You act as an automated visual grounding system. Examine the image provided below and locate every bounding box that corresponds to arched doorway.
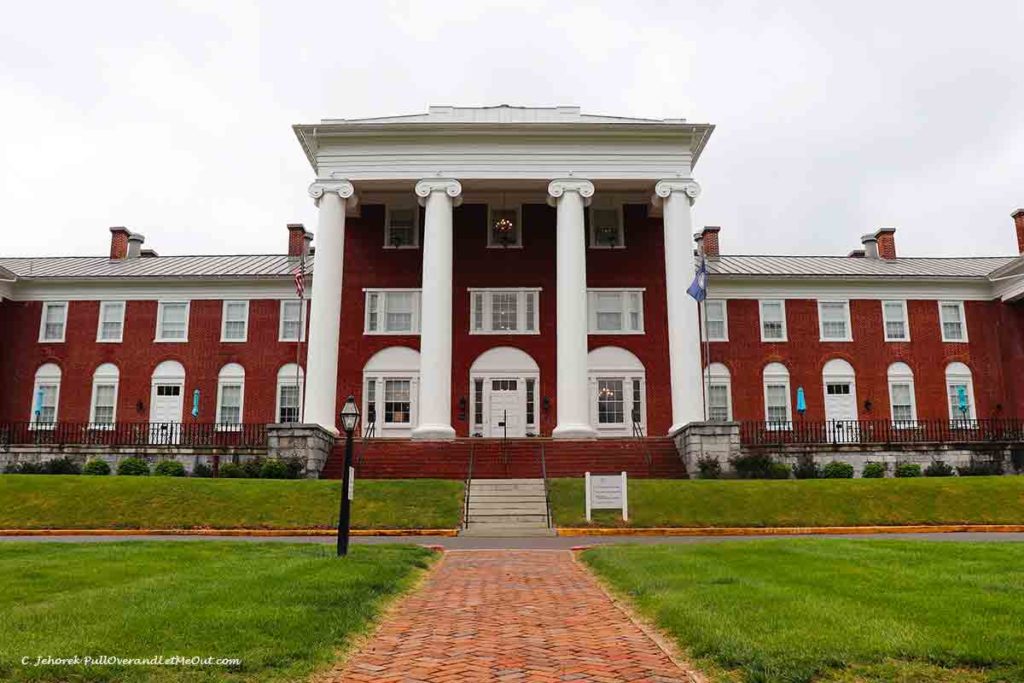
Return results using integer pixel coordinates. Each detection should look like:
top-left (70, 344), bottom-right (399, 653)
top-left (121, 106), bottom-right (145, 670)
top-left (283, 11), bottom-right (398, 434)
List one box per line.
top-left (362, 347), bottom-right (421, 438)
top-left (469, 347), bottom-right (540, 437)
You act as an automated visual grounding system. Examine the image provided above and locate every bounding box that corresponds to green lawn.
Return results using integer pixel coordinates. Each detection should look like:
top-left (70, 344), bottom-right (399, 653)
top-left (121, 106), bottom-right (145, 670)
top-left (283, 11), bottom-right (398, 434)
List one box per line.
top-left (550, 476), bottom-right (1024, 528)
top-left (582, 540), bottom-right (1024, 682)
top-left (0, 542), bottom-right (434, 682)
top-left (0, 476), bottom-right (463, 530)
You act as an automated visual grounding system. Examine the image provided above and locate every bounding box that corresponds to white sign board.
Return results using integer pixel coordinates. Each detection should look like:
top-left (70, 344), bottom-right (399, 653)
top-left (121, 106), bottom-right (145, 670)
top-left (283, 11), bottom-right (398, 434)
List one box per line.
top-left (585, 471), bottom-right (628, 522)
top-left (348, 466), bottom-right (355, 501)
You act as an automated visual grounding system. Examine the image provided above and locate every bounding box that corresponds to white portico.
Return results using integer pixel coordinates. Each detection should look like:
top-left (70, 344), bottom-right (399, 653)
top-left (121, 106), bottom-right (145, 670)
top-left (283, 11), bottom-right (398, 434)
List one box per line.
top-left (293, 105), bottom-right (712, 438)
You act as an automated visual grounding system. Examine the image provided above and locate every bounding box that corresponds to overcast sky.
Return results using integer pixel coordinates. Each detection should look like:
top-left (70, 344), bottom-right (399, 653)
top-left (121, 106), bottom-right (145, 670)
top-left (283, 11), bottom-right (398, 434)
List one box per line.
top-left (2, 0), bottom-right (1022, 258)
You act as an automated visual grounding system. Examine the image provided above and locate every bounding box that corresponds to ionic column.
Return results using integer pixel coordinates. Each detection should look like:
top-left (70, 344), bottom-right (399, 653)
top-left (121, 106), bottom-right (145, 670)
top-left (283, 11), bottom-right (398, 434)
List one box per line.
top-left (654, 178), bottom-right (705, 432)
top-left (304, 179), bottom-right (357, 432)
top-left (548, 178), bottom-right (597, 439)
top-left (411, 179), bottom-right (462, 440)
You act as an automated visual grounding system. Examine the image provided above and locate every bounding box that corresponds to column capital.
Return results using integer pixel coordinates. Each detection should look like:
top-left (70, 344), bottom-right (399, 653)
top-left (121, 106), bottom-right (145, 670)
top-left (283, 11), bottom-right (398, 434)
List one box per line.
top-left (308, 179), bottom-right (358, 209)
top-left (415, 178), bottom-right (463, 207)
top-left (547, 178), bottom-right (595, 207)
top-left (651, 178), bottom-right (701, 209)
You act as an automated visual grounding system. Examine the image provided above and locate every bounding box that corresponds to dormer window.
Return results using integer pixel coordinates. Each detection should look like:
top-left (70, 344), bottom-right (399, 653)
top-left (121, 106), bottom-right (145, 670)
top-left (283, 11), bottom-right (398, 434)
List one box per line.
top-left (589, 207), bottom-right (624, 248)
top-left (487, 207), bottom-right (521, 247)
top-left (385, 206), bottom-right (419, 249)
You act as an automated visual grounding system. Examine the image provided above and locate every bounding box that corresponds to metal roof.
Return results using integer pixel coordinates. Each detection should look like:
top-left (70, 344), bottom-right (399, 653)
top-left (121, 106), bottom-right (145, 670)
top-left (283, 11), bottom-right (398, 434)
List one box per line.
top-left (708, 255), bottom-right (1016, 279)
top-left (0, 254), bottom-right (308, 280)
top-left (321, 105), bottom-right (691, 125)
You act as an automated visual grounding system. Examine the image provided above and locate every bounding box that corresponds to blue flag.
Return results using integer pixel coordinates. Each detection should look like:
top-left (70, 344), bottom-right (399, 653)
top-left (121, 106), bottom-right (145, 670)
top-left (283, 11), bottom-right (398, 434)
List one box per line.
top-left (687, 257), bottom-right (708, 302)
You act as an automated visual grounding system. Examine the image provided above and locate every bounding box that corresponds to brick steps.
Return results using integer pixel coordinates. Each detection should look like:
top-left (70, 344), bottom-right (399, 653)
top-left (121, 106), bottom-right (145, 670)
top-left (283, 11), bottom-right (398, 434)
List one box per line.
top-left (321, 437), bottom-right (686, 479)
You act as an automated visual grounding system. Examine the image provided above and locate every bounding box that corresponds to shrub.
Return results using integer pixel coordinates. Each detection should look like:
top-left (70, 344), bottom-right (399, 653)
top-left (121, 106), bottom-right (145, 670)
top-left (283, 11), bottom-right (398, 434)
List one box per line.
top-left (218, 462), bottom-right (247, 478)
top-left (284, 457), bottom-right (305, 479)
top-left (729, 453), bottom-right (775, 479)
top-left (696, 456), bottom-right (721, 479)
top-left (894, 462), bottom-right (922, 478)
top-left (153, 460), bottom-right (186, 477)
top-left (957, 458), bottom-right (1005, 477)
top-left (42, 457), bottom-right (82, 475)
top-left (82, 459), bottom-right (111, 475)
top-left (1011, 448), bottom-right (1024, 474)
top-left (767, 462), bottom-right (791, 479)
top-left (821, 461), bottom-right (854, 479)
top-left (117, 457), bottom-right (150, 476)
top-left (191, 462), bottom-right (213, 478)
top-left (924, 460), bottom-right (955, 477)
top-left (792, 459), bottom-right (820, 480)
top-left (4, 461), bottom-right (44, 474)
top-left (861, 462), bottom-right (886, 479)
top-left (259, 458), bottom-right (291, 479)
top-left (242, 458), bottom-right (264, 478)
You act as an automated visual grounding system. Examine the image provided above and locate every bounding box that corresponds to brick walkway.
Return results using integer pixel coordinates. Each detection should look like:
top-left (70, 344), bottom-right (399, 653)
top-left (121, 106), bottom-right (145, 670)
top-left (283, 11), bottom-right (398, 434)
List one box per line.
top-left (332, 550), bottom-right (695, 682)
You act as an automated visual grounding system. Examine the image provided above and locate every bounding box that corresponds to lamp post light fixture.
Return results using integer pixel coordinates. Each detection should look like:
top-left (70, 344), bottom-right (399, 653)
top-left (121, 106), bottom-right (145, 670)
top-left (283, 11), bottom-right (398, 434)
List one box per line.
top-left (336, 395), bottom-right (360, 557)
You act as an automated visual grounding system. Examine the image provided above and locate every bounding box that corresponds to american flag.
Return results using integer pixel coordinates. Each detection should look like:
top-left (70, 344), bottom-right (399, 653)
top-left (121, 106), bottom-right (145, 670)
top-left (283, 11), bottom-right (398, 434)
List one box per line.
top-left (293, 264), bottom-right (305, 298)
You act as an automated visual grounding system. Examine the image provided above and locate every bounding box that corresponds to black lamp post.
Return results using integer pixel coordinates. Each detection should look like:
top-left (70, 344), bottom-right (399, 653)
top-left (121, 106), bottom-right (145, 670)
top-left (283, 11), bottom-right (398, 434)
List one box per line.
top-left (336, 395), bottom-right (360, 557)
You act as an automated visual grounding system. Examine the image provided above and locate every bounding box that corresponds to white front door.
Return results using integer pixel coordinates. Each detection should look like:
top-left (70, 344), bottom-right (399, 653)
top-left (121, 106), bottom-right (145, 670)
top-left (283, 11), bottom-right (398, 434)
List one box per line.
top-left (150, 383), bottom-right (184, 444)
top-left (488, 379), bottom-right (525, 437)
top-left (824, 381), bottom-right (857, 442)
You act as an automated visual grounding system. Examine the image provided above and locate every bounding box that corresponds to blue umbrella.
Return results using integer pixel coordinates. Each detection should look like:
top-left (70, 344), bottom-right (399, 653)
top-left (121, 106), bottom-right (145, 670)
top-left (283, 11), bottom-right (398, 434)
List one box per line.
top-left (796, 387), bottom-right (807, 415)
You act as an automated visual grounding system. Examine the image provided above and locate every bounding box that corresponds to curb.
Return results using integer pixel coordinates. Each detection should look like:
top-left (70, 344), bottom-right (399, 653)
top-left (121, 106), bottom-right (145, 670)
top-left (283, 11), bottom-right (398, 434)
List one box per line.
top-left (556, 524), bottom-right (1024, 536)
top-left (0, 528), bottom-right (460, 537)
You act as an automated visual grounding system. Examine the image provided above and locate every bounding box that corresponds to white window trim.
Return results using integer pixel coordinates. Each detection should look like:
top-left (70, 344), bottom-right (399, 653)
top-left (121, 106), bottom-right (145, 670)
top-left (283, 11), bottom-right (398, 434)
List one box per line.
top-left (486, 205), bottom-right (523, 248)
top-left (96, 301), bottom-right (126, 343)
top-left (588, 205), bottom-right (625, 249)
top-left (29, 370), bottom-right (61, 429)
top-left (589, 374), bottom-right (647, 436)
top-left (278, 299), bottom-right (308, 342)
top-left (759, 299), bottom-right (788, 342)
top-left (587, 288), bottom-right (645, 335)
top-left (945, 367), bottom-right (977, 421)
top-left (38, 301), bottom-right (68, 343)
top-left (817, 300), bottom-right (853, 342)
top-left (275, 370), bottom-right (304, 424)
top-left (939, 301), bottom-right (969, 343)
top-left (468, 287), bottom-right (542, 335)
top-left (384, 204), bottom-right (420, 249)
top-left (703, 299), bottom-right (728, 342)
top-left (89, 375), bottom-right (120, 428)
top-left (762, 370), bottom-right (793, 428)
top-left (887, 378), bottom-right (917, 426)
top-left (882, 300), bottom-right (910, 342)
top-left (220, 300), bottom-right (250, 342)
top-left (155, 301), bottom-right (190, 342)
top-left (704, 365), bottom-right (733, 421)
top-left (363, 288), bottom-right (422, 335)
top-left (363, 374), bottom-right (420, 431)
top-left (215, 377), bottom-right (245, 431)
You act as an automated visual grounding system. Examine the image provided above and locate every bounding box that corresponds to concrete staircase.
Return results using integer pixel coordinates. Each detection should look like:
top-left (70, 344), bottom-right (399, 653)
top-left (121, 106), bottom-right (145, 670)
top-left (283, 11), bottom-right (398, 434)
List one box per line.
top-left (461, 478), bottom-right (554, 537)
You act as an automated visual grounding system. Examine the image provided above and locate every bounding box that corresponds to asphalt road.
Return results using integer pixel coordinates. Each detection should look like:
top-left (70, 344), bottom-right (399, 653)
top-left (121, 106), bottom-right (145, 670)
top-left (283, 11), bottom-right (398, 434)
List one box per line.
top-left (2, 532), bottom-right (1023, 549)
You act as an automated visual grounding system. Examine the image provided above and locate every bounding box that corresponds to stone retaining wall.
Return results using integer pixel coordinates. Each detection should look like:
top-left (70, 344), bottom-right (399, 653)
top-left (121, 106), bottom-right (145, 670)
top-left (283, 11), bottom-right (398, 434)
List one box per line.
top-left (1, 444), bottom-right (265, 474)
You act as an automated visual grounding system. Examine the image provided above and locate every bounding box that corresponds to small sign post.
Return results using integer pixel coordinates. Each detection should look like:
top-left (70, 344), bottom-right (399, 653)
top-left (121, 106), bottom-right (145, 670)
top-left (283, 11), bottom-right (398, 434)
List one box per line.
top-left (585, 471), bottom-right (628, 522)
top-left (348, 466), bottom-right (355, 501)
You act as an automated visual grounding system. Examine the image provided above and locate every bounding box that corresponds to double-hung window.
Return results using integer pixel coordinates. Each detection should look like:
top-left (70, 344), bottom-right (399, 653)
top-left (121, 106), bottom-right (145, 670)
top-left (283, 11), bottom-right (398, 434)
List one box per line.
top-left (39, 302), bottom-right (68, 342)
top-left (383, 379), bottom-right (412, 425)
top-left (30, 364), bottom-right (62, 428)
top-left (818, 301), bottom-right (852, 341)
top-left (221, 301), bottom-right (249, 342)
top-left (939, 301), bottom-right (967, 342)
top-left (587, 289), bottom-right (644, 334)
top-left (279, 300), bottom-right (306, 341)
top-left (156, 302), bottom-right (189, 341)
top-left (216, 364), bottom-right (245, 429)
top-left (588, 206), bottom-right (624, 248)
top-left (882, 300), bottom-right (909, 341)
top-left (365, 290), bottom-right (421, 334)
top-left (97, 301), bottom-right (125, 342)
top-left (705, 363), bottom-right (732, 421)
top-left (597, 379), bottom-right (625, 424)
top-left (890, 383), bottom-right (915, 423)
top-left (385, 206), bottom-right (419, 248)
top-left (759, 300), bottom-right (786, 341)
top-left (703, 300), bottom-right (728, 341)
top-left (470, 289), bottom-right (540, 334)
top-left (90, 364), bottom-right (120, 427)
top-left (763, 363), bottom-right (792, 428)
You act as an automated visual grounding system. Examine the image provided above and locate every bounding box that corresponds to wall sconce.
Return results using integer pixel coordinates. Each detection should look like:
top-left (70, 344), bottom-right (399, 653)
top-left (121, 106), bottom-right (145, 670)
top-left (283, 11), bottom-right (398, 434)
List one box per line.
top-left (863, 399), bottom-right (873, 413)
top-left (135, 400), bottom-right (145, 414)
top-left (542, 396), bottom-right (551, 413)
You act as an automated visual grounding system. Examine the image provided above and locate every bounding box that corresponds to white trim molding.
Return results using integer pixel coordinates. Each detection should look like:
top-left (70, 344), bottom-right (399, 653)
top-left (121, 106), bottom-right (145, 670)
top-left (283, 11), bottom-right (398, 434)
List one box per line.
top-left (155, 301), bottom-right (190, 342)
top-left (817, 300), bottom-right (853, 342)
top-left (938, 300), bottom-right (969, 343)
top-left (38, 301), bottom-right (68, 343)
top-left (96, 301), bottom-right (126, 343)
top-left (220, 300), bottom-right (250, 342)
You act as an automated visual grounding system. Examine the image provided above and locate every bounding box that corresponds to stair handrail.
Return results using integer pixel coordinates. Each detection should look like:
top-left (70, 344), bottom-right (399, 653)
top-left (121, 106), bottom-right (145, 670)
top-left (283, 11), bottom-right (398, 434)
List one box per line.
top-left (463, 441), bottom-right (475, 529)
top-left (540, 442), bottom-right (553, 529)
top-left (632, 416), bottom-right (654, 474)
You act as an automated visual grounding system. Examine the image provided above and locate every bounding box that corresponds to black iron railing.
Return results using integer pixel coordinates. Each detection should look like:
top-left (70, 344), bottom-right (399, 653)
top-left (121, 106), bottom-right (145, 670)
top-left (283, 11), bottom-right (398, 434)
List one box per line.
top-left (739, 419), bottom-right (1024, 447)
top-left (0, 422), bottom-right (268, 450)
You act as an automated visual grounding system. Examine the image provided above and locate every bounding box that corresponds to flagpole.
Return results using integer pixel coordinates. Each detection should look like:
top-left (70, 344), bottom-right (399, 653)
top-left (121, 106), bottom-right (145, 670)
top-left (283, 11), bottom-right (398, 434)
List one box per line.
top-left (698, 298), bottom-right (708, 421)
top-left (295, 255), bottom-right (305, 423)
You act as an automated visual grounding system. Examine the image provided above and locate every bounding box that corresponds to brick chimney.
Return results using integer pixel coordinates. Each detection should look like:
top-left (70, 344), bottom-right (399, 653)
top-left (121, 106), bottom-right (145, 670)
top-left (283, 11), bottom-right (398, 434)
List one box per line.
top-left (109, 227), bottom-right (130, 259)
top-left (1013, 209), bottom-right (1024, 254)
top-left (287, 223), bottom-right (309, 257)
top-left (875, 227), bottom-right (897, 260)
top-left (700, 226), bottom-right (721, 259)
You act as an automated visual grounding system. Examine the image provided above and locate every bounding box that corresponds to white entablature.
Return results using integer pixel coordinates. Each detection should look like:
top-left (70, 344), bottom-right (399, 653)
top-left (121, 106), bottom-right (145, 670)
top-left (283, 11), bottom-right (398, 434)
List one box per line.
top-left (293, 105), bottom-right (713, 183)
